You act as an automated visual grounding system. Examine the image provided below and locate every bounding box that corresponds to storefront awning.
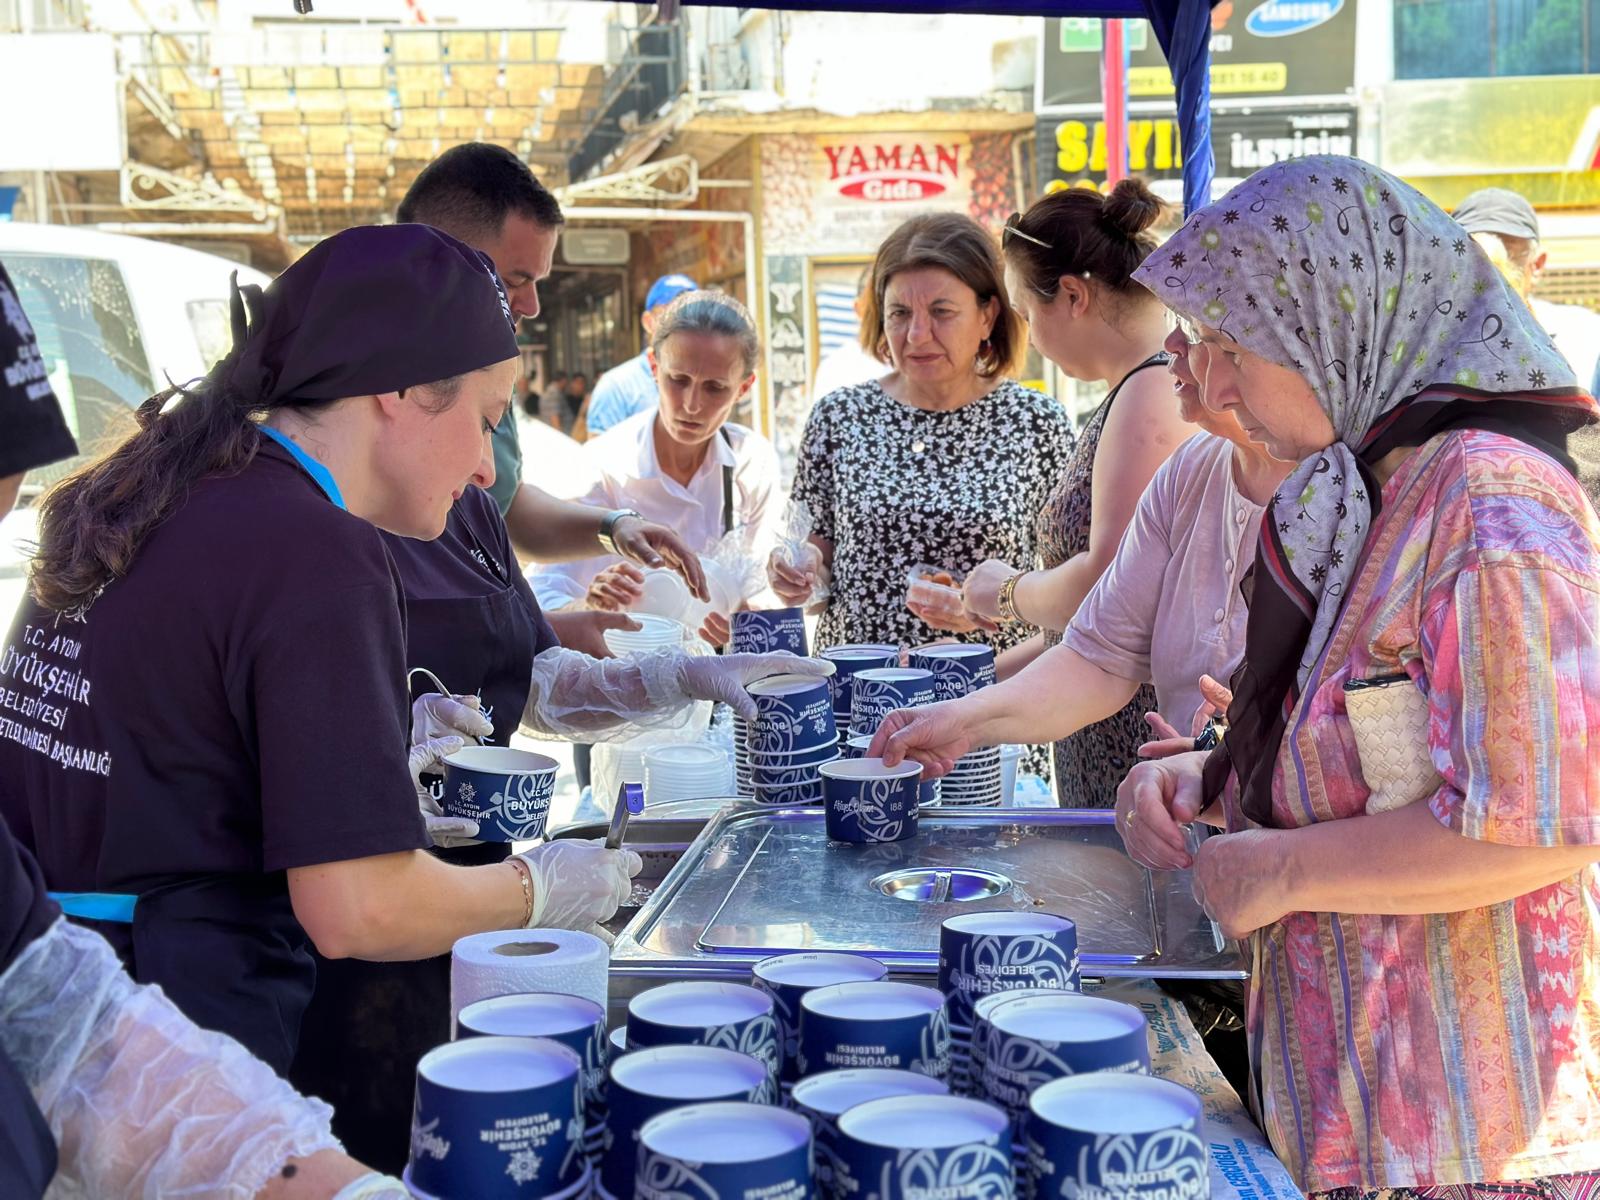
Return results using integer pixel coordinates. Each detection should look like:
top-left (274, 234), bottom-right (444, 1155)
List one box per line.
top-left (630, 0), bottom-right (1218, 213)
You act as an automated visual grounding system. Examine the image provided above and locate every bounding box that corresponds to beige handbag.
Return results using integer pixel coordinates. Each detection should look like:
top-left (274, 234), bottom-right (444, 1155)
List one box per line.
top-left (1343, 672), bottom-right (1442, 813)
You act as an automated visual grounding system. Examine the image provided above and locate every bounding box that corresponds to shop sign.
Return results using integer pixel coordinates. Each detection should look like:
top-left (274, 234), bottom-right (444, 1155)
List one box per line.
top-left (560, 228), bottom-right (630, 266)
top-left (1037, 106), bottom-right (1355, 194)
top-left (817, 136), bottom-right (971, 207)
top-left (763, 132), bottom-right (973, 256)
top-left (764, 254), bottom-right (811, 477)
top-left (1039, 0), bottom-right (1357, 109)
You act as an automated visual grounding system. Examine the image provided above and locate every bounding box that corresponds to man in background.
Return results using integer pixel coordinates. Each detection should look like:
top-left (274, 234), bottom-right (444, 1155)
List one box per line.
top-left (1453, 187), bottom-right (1600, 394)
top-left (584, 273), bottom-right (698, 437)
top-left (539, 368), bottom-right (568, 427)
top-left (397, 145), bottom-right (707, 646)
top-left (1453, 186), bottom-right (1600, 509)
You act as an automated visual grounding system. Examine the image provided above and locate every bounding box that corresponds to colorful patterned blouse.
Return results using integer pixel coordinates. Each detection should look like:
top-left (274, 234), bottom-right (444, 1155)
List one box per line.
top-left (1243, 429), bottom-right (1600, 1193)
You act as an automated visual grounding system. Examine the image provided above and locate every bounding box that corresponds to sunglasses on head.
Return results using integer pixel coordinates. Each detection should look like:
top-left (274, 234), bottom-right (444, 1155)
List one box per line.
top-left (1001, 212), bottom-right (1051, 250)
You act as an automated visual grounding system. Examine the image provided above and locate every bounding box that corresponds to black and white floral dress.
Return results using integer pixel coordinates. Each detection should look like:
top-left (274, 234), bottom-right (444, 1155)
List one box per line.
top-left (790, 378), bottom-right (1076, 658)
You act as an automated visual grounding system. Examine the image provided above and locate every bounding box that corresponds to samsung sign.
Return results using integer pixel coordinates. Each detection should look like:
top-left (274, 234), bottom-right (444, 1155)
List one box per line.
top-left (1246, 0), bottom-right (1346, 37)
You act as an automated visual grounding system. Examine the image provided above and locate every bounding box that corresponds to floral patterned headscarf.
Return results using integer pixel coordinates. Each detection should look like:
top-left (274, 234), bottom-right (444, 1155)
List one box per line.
top-left (1131, 155), bottom-right (1596, 824)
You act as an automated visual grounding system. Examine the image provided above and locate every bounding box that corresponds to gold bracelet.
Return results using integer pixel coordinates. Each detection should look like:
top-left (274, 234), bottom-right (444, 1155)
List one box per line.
top-left (508, 857), bottom-right (535, 927)
top-left (997, 571), bottom-right (1028, 625)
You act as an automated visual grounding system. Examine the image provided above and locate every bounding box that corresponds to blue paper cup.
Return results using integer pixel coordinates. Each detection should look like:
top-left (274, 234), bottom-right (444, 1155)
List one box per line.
top-left (732, 608), bottom-right (809, 656)
top-left (753, 953), bottom-right (890, 1085)
top-left (638, 1102), bottom-right (813, 1200)
top-left (792, 1069), bottom-right (949, 1200)
top-left (408, 1035), bottom-right (583, 1199)
top-left (821, 644), bottom-right (901, 716)
top-left (849, 668), bottom-right (937, 738)
top-left (603, 1045), bottom-right (772, 1200)
top-left (754, 779), bottom-right (825, 807)
top-left (938, 913), bottom-right (1081, 1029)
top-left (748, 674), bottom-right (838, 755)
top-left (405, 1163), bottom-right (591, 1200)
top-left (978, 993), bottom-right (1150, 1148)
top-left (1026, 1075), bottom-right (1207, 1200)
top-left (627, 981), bottom-right (781, 1087)
top-left (820, 758), bottom-right (922, 844)
top-left (440, 746), bottom-right (558, 842)
top-left (455, 993), bottom-right (607, 1144)
top-left (835, 1095), bottom-right (1014, 1200)
top-left (843, 734), bottom-right (875, 759)
top-left (748, 740), bottom-right (842, 768)
top-left (752, 761), bottom-right (833, 790)
top-left (964, 990), bottom-right (1036, 1100)
top-left (798, 981), bottom-right (951, 1080)
top-left (909, 643), bottom-right (999, 702)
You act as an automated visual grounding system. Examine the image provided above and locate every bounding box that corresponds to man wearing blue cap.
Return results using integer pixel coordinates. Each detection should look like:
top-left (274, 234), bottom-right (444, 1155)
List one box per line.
top-left (585, 272), bottom-right (699, 437)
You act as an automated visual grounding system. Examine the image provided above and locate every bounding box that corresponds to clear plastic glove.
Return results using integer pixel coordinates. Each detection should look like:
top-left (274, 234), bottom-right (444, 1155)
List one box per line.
top-left (411, 692), bottom-right (493, 745)
top-left (410, 735), bottom-right (480, 848)
top-left (677, 652), bottom-right (834, 721)
top-left (1, 918), bottom-right (343, 1199)
top-left (515, 839), bottom-right (643, 930)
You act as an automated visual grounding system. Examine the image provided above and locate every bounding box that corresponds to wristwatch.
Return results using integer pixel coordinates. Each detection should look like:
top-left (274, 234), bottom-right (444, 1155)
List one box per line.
top-left (598, 508), bottom-right (643, 556)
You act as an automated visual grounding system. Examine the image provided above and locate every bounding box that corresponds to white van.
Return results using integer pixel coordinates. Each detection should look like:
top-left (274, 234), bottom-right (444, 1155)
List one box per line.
top-left (0, 224), bottom-right (272, 493)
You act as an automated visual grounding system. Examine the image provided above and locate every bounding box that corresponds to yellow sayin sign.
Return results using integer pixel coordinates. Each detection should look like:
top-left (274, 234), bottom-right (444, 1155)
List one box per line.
top-left (1052, 118), bottom-right (1184, 176)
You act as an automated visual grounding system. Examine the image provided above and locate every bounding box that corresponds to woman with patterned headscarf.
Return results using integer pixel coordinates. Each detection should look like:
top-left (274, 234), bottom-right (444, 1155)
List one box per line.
top-left (1116, 157), bottom-right (1600, 1196)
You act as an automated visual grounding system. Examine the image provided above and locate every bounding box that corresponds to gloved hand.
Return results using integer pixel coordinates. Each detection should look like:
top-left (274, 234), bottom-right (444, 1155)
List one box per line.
top-left (331, 1173), bottom-right (412, 1199)
top-left (515, 839), bottom-right (643, 930)
top-left (412, 692), bottom-right (493, 746)
top-left (676, 652), bottom-right (835, 721)
top-left (410, 735), bottom-right (480, 848)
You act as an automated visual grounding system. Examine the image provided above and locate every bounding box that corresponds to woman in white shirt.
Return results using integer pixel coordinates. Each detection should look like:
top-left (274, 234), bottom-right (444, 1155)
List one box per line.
top-left (530, 292), bottom-right (781, 644)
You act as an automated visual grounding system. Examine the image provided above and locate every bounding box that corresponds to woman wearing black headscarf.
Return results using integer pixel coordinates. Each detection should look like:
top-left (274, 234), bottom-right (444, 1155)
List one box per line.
top-left (0, 224), bottom-right (816, 1079)
top-left (1117, 158), bottom-right (1600, 1197)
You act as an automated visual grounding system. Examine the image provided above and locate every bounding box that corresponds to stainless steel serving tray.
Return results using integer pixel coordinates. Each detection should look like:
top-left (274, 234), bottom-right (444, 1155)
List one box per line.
top-left (608, 802), bottom-right (1246, 984)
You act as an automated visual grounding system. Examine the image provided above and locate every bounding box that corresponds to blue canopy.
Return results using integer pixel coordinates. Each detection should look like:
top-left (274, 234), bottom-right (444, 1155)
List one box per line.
top-left (657, 0), bottom-right (1215, 213)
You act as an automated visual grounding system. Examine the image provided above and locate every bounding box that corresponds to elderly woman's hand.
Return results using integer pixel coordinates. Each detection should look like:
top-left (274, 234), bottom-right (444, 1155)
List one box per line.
top-left (867, 701), bottom-right (972, 777)
top-left (1191, 828), bottom-right (1291, 940)
top-left (961, 559), bottom-right (1018, 623)
top-left (1114, 751), bottom-right (1209, 870)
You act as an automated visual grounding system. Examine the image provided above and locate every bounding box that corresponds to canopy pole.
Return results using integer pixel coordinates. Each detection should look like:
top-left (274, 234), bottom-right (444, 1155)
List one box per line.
top-left (1102, 18), bottom-right (1128, 188)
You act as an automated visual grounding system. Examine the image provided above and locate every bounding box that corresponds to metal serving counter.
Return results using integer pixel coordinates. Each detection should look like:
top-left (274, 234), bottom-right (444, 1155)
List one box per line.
top-left (560, 800), bottom-right (1246, 1006)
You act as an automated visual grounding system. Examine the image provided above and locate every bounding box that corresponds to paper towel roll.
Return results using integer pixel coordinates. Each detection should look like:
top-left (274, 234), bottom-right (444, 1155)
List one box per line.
top-left (450, 928), bottom-right (610, 1026)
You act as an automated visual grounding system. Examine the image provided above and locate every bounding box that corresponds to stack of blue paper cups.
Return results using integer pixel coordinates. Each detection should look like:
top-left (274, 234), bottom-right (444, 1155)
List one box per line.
top-left (454, 993), bottom-right (608, 1169)
top-left (938, 913), bottom-right (1080, 1096)
top-left (731, 607), bottom-right (809, 656)
top-left (848, 667), bottom-right (936, 742)
top-left (792, 1068), bottom-right (949, 1200)
top-left (819, 643), bottom-right (900, 728)
top-left (908, 644), bottom-right (1003, 805)
top-left (1027, 1074), bottom-right (1209, 1200)
top-left (735, 673), bottom-right (840, 803)
top-left (405, 1035), bottom-right (589, 1200)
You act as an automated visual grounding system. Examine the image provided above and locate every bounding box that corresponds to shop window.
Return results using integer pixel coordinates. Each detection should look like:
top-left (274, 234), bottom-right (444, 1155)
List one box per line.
top-left (1396, 0), bottom-right (1600, 78)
